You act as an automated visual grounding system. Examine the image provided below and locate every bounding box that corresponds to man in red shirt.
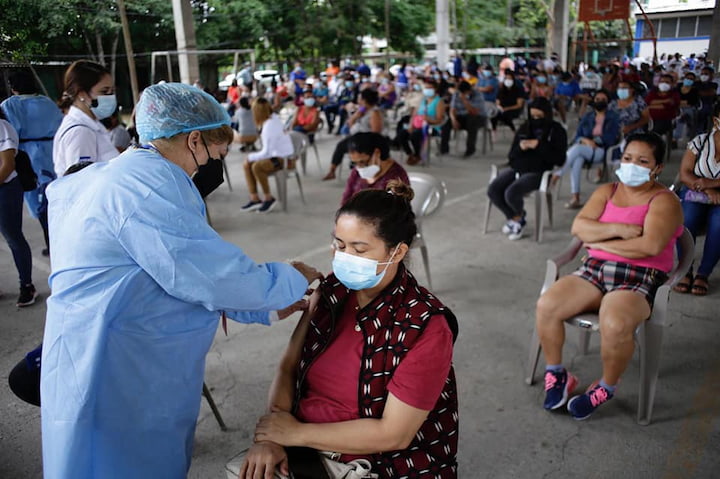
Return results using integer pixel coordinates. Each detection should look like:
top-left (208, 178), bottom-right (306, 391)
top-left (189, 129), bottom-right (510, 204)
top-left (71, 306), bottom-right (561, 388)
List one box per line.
top-left (645, 73), bottom-right (680, 136)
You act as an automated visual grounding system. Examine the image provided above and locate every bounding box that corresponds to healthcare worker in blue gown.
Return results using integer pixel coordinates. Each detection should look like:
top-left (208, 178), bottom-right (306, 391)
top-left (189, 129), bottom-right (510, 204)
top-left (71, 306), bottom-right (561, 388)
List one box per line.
top-left (1, 70), bottom-right (63, 255)
top-left (40, 82), bottom-right (322, 479)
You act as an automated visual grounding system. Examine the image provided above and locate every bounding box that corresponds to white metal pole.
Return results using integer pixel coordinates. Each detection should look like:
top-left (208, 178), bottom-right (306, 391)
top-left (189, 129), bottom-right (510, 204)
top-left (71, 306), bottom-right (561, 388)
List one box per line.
top-left (436, 0), bottom-right (450, 68)
top-left (171, 0), bottom-right (200, 84)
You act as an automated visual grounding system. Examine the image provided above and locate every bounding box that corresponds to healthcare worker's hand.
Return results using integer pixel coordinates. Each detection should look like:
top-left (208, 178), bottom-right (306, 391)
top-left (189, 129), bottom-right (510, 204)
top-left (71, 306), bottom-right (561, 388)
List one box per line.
top-left (289, 261), bottom-right (323, 284)
top-left (277, 299), bottom-right (310, 320)
top-left (254, 407), bottom-right (301, 446)
top-left (239, 441), bottom-right (288, 479)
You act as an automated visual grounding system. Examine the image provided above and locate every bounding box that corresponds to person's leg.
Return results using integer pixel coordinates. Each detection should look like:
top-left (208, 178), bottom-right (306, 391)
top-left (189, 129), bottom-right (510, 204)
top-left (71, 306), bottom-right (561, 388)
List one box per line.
top-left (504, 172), bottom-right (543, 218)
top-left (337, 108), bottom-right (348, 134)
top-left (487, 168), bottom-right (518, 219)
top-left (0, 179), bottom-right (33, 287)
top-left (440, 117), bottom-right (452, 153)
top-left (464, 115), bottom-right (480, 154)
top-left (409, 129), bottom-right (424, 156)
top-left (251, 159), bottom-right (279, 200)
top-left (557, 96), bottom-right (568, 123)
top-left (597, 290), bottom-right (651, 385)
top-left (323, 137), bottom-right (350, 180)
top-left (696, 204), bottom-right (720, 279)
top-left (243, 160), bottom-right (261, 201)
top-left (651, 118), bottom-right (672, 135)
top-left (536, 275), bottom-right (604, 366)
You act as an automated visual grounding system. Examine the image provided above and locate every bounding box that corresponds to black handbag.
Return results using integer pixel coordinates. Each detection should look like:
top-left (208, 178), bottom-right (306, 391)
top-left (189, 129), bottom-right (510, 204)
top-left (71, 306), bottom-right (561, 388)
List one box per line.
top-left (14, 149), bottom-right (38, 191)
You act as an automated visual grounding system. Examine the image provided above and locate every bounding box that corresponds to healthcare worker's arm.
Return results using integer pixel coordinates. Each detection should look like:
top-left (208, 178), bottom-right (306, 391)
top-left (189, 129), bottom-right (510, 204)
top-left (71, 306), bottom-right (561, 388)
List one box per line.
top-left (117, 178), bottom-right (309, 324)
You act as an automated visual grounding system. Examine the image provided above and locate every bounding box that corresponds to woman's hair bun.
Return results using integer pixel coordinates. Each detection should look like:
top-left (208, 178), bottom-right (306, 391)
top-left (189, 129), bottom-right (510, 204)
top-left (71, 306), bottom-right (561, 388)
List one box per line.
top-left (386, 180), bottom-right (414, 202)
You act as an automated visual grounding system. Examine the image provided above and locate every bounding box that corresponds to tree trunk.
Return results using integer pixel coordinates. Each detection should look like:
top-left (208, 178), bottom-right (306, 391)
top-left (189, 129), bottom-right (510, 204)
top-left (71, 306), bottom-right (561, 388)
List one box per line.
top-left (96, 32), bottom-right (106, 66)
top-left (544, 0), bottom-right (556, 61)
top-left (82, 29), bottom-right (97, 62)
top-left (110, 29), bottom-right (120, 81)
top-left (707, 5), bottom-right (720, 69)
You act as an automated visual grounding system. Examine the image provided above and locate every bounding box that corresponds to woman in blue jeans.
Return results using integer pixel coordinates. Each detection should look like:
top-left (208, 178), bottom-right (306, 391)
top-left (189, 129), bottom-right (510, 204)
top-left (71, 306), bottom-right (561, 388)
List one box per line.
top-left (487, 97), bottom-right (567, 240)
top-left (0, 114), bottom-right (36, 306)
top-left (673, 104), bottom-right (720, 296)
top-left (552, 89), bottom-right (620, 209)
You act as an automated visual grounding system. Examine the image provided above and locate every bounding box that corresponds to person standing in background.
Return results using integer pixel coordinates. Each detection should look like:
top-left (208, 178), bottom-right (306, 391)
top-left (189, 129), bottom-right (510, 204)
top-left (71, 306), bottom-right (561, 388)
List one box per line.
top-left (2, 71), bottom-right (63, 256)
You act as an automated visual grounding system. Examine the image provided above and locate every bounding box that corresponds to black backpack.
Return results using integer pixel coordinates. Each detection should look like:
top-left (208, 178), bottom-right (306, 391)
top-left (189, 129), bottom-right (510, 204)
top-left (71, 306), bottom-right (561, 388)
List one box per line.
top-left (14, 149), bottom-right (38, 191)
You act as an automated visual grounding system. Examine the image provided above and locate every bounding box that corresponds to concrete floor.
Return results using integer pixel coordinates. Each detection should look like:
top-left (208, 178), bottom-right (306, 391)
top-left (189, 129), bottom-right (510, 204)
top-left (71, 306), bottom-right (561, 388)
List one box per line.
top-left (1, 119), bottom-right (718, 479)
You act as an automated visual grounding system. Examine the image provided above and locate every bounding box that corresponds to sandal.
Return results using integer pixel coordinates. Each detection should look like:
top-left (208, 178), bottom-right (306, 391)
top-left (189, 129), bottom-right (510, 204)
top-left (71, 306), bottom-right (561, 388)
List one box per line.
top-left (691, 275), bottom-right (709, 296)
top-left (565, 198), bottom-right (582, 209)
top-left (322, 171), bottom-right (336, 181)
top-left (673, 272), bottom-right (693, 294)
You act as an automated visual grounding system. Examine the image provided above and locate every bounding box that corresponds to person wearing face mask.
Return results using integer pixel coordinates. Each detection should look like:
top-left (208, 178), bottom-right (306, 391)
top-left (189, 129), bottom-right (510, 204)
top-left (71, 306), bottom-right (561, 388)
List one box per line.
top-left (553, 72), bottom-right (582, 124)
top-left (552, 89), bottom-right (620, 208)
top-left (645, 74), bottom-right (681, 136)
top-left (488, 97), bottom-right (567, 240)
top-left (52, 60), bottom-right (119, 177)
top-left (476, 65), bottom-right (500, 117)
top-left (40, 82), bottom-right (322, 479)
top-left (377, 72), bottom-right (397, 109)
top-left (340, 132), bottom-right (409, 205)
top-left (609, 81), bottom-right (650, 137)
top-left (672, 103), bottom-right (720, 296)
top-left (440, 80), bottom-right (488, 157)
top-left (241, 98), bottom-right (295, 212)
top-left (674, 72), bottom-right (700, 144)
top-left (326, 74), bottom-right (358, 135)
top-left (291, 88), bottom-right (321, 145)
top-left (406, 79), bottom-right (447, 163)
top-left (537, 132), bottom-right (683, 420)
top-left (237, 181), bottom-right (458, 479)
top-left (492, 70), bottom-right (526, 133)
top-left (696, 67), bottom-right (718, 134)
top-left (529, 73), bottom-right (553, 101)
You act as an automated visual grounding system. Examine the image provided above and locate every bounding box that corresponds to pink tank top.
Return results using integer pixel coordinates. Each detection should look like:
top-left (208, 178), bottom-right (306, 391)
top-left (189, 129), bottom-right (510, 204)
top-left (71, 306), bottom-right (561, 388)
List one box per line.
top-left (588, 184), bottom-right (683, 272)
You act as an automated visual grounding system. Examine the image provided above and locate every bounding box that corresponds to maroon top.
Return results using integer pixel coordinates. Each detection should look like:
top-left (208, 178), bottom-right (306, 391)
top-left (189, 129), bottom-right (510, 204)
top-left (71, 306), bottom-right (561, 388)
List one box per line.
top-left (341, 161), bottom-right (410, 205)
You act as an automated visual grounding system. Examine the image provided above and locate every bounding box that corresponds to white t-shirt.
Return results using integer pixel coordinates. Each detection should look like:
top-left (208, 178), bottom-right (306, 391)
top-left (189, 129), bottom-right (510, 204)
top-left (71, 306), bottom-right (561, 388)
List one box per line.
top-left (248, 114), bottom-right (294, 162)
top-left (0, 119), bottom-right (19, 184)
top-left (53, 106), bottom-right (118, 177)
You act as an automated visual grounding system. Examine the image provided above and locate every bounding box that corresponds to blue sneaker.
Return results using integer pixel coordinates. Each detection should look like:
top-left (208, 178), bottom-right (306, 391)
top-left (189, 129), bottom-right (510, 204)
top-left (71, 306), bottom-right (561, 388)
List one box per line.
top-left (543, 369), bottom-right (578, 410)
top-left (240, 200), bottom-right (262, 212)
top-left (257, 198), bottom-right (277, 213)
top-left (567, 381), bottom-right (614, 420)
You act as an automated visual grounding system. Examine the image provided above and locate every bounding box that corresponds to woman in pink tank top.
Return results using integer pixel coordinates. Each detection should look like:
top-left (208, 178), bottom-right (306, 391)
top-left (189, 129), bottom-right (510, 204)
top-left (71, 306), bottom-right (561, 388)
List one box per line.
top-left (535, 132), bottom-right (683, 420)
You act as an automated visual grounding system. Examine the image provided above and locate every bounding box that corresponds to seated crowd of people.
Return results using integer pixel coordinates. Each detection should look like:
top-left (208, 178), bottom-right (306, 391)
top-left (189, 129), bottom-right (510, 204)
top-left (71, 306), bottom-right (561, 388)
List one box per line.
top-left (2, 51), bottom-right (719, 479)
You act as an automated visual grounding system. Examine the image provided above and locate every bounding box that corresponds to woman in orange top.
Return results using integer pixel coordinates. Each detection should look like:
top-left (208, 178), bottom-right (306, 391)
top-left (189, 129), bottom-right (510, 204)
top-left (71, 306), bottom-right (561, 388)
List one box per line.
top-left (291, 89), bottom-right (321, 144)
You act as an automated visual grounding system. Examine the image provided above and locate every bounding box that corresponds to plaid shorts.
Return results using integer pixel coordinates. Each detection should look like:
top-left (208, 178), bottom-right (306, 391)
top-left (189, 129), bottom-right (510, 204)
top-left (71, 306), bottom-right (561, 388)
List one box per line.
top-left (573, 257), bottom-right (668, 305)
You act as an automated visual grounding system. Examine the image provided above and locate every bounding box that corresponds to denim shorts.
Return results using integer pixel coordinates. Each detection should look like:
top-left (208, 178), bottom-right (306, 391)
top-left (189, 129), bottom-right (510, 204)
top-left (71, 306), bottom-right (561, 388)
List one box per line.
top-left (573, 257), bottom-right (668, 306)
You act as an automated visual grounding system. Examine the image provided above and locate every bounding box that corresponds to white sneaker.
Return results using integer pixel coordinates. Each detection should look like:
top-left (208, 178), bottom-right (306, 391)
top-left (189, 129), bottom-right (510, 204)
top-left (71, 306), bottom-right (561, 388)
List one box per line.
top-left (507, 220), bottom-right (524, 241)
top-left (501, 220), bottom-right (514, 235)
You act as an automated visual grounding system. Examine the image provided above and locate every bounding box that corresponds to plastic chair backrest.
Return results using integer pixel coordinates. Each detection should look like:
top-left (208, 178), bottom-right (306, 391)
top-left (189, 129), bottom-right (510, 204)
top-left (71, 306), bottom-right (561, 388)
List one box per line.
top-left (288, 131), bottom-right (307, 157)
top-left (668, 228), bottom-right (694, 287)
top-left (408, 172), bottom-right (446, 219)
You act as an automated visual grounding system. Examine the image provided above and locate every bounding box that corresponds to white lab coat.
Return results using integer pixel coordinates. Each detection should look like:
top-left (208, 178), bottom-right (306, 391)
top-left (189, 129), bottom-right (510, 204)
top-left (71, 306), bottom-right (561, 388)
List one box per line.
top-left (53, 106), bottom-right (118, 177)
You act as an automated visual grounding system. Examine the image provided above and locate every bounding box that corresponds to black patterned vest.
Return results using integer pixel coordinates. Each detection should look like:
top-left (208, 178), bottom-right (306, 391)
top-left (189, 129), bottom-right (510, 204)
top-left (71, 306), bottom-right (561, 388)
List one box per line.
top-left (293, 265), bottom-right (459, 479)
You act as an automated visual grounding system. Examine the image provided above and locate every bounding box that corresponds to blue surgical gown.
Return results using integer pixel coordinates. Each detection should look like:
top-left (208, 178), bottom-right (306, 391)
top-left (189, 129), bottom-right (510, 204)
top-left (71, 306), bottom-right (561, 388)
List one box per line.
top-left (40, 148), bottom-right (308, 479)
top-left (0, 94), bottom-right (63, 217)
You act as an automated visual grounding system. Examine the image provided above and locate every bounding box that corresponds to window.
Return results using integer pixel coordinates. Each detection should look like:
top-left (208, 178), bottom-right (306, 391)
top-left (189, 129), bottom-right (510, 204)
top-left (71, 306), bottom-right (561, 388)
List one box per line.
top-left (659, 18), bottom-right (678, 38)
top-left (643, 19), bottom-right (656, 38)
top-left (678, 17), bottom-right (697, 37)
top-left (697, 15), bottom-right (712, 36)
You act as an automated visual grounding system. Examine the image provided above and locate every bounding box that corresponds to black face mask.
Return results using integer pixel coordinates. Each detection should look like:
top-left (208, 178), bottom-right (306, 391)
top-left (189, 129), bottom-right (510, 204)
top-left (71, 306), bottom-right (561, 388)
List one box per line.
top-left (190, 141), bottom-right (225, 198)
top-left (594, 101), bottom-right (608, 112)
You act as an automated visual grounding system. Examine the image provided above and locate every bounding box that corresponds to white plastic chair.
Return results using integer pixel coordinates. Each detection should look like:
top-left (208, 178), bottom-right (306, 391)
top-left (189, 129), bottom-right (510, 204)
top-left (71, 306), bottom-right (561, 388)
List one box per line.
top-left (270, 133), bottom-right (307, 212)
top-left (408, 172), bottom-right (447, 289)
top-left (483, 163), bottom-right (554, 242)
top-left (289, 130), bottom-right (321, 175)
top-left (525, 228), bottom-right (694, 425)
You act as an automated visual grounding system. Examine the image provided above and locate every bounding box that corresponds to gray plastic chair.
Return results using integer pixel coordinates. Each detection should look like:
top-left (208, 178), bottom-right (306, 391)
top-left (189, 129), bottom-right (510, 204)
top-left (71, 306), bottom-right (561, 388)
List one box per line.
top-left (525, 228), bottom-right (694, 425)
top-left (483, 163), bottom-right (554, 242)
top-left (408, 172), bottom-right (447, 289)
top-left (270, 132), bottom-right (307, 212)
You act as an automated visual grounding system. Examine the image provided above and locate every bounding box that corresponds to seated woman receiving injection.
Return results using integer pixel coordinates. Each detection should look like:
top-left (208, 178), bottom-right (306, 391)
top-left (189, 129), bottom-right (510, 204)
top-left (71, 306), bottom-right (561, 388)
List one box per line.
top-left (239, 181), bottom-right (459, 479)
top-left (536, 132), bottom-right (683, 420)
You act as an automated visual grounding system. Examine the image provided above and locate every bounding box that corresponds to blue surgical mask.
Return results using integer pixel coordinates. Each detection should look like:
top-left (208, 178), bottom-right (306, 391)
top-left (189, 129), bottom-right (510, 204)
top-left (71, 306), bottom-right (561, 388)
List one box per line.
top-left (423, 88), bottom-right (436, 97)
top-left (413, 84), bottom-right (422, 91)
top-left (482, 70), bottom-right (492, 78)
top-left (617, 88), bottom-right (630, 100)
top-left (536, 76), bottom-right (547, 84)
top-left (332, 245), bottom-right (400, 291)
top-left (345, 80), bottom-right (354, 88)
top-left (616, 162), bottom-right (652, 187)
top-left (683, 79), bottom-right (694, 87)
top-left (303, 98), bottom-right (316, 107)
top-left (91, 94), bottom-right (117, 120)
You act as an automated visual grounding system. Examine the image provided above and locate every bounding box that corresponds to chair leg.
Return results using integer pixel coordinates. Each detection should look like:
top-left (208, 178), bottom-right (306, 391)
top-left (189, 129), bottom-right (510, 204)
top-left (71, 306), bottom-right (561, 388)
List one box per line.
top-left (526, 327), bottom-right (542, 385)
top-left (578, 328), bottom-right (591, 355)
top-left (546, 192), bottom-right (553, 229)
top-left (274, 173), bottom-right (288, 212)
top-left (312, 144), bottom-right (321, 170)
top-left (295, 174), bottom-right (306, 204)
top-left (534, 191), bottom-right (543, 242)
top-left (483, 198), bottom-right (493, 234)
top-left (420, 244), bottom-right (432, 290)
top-left (636, 320), bottom-right (664, 425)
top-left (222, 159), bottom-right (233, 192)
top-left (203, 382), bottom-right (227, 431)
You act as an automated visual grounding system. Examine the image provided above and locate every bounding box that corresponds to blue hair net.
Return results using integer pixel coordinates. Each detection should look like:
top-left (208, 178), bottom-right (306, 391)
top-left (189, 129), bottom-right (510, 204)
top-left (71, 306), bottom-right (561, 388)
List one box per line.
top-left (136, 82), bottom-right (231, 144)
